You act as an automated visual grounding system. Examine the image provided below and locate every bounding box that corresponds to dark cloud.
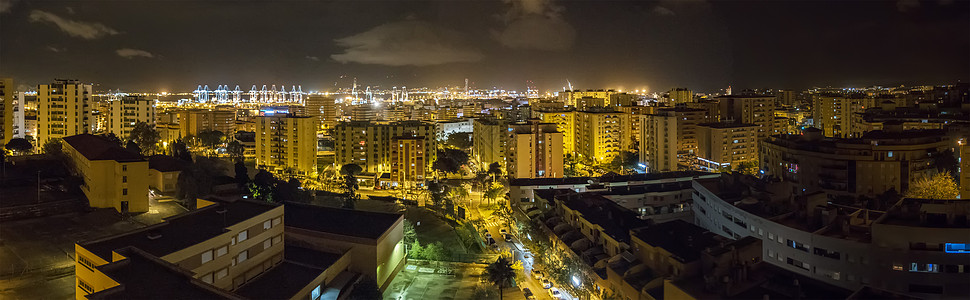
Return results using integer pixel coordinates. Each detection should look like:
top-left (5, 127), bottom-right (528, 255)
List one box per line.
top-left (29, 10), bottom-right (118, 39)
top-left (493, 0), bottom-right (575, 51)
top-left (331, 19), bottom-right (483, 66)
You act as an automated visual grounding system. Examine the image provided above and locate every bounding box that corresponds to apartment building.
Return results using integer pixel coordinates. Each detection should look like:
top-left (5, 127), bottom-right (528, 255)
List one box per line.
top-left (694, 122), bottom-right (759, 172)
top-left (178, 109), bottom-right (235, 138)
top-left (62, 134), bottom-right (148, 213)
top-left (641, 108), bottom-right (708, 172)
top-left (812, 93), bottom-right (874, 138)
top-left (507, 120), bottom-right (564, 179)
top-left (387, 135), bottom-right (427, 188)
top-left (472, 118), bottom-right (508, 167)
top-left (108, 95), bottom-right (155, 138)
top-left (255, 114), bottom-right (317, 177)
top-left (534, 108), bottom-right (575, 154)
top-left (715, 95), bottom-right (775, 141)
top-left (38, 79), bottom-right (93, 146)
top-left (334, 121), bottom-right (436, 174)
top-left (1, 78), bottom-right (11, 144)
top-left (575, 109), bottom-right (631, 163)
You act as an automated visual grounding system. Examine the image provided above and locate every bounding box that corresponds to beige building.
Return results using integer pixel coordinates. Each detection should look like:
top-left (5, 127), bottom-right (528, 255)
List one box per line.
top-left (960, 138), bottom-right (969, 199)
top-left (775, 89), bottom-right (796, 106)
top-left (507, 120), bottom-right (564, 179)
top-left (695, 122), bottom-right (758, 171)
top-left (62, 134), bottom-right (148, 213)
top-left (534, 108), bottom-right (576, 154)
top-left (558, 89), bottom-right (616, 107)
top-left (667, 87), bottom-right (694, 104)
top-left (38, 79), bottom-right (94, 146)
top-left (1, 78), bottom-right (12, 145)
top-left (108, 95), bottom-right (155, 138)
top-left (255, 114), bottom-right (317, 178)
top-left (472, 118), bottom-right (508, 167)
top-left (148, 155), bottom-right (185, 194)
top-left (761, 126), bottom-right (954, 197)
top-left (334, 121), bottom-right (436, 174)
top-left (388, 135), bottom-right (427, 188)
top-left (574, 109), bottom-right (631, 163)
top-left (715, 95), bottom-right (775, 141)
top-left (305, 95), bottom-right (337, 130)
top-left (641, 108), bottom-right (709, 172)
top-left (179, 109), bottom-right (235, 138)
top-left (812, 93), bottom-right (874, 138)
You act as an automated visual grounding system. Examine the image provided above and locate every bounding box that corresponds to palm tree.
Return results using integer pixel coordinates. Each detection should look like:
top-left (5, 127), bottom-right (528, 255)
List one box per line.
top-left (484, 256), bottom-right (517, 300)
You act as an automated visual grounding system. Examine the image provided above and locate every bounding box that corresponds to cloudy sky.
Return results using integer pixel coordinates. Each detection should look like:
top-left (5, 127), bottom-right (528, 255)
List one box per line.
top-left (1, 0), bottom-right (967, 93)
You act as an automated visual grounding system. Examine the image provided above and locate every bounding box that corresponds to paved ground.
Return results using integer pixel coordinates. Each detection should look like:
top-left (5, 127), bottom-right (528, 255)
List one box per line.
top-left (383, 263), bottom-right (486, 300)
top-left (0, 201), bottom-right (186, 299)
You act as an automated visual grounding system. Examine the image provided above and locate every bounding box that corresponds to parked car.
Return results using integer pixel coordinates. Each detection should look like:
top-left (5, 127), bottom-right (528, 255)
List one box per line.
top-left (500, 228), bottom-right (508, 235)
top-left (542, 279), bottom-right (552, 289)
top-left (523, 288), bottom-right (535, 299)
top-left (531, 269), bottom-right (543, 280)
top-left (549, 287), bottom-right (562, 299)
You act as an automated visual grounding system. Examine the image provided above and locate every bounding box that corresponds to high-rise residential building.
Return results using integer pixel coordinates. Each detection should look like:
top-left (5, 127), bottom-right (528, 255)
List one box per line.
top-left (574, 109), bottom-right (631, 163)
top-left (640, 108), bottom-right (709, 172)
top-left (388, 135), bottom-right (427, 188)
top-left (334, 121), bottom-right (436, 174)
top-left (694, 122), bottom-right (759, 171)
top-left (1, 78), bottom-right (12, 145)
top-left (534, 108), bottom-right (575, 154)
top-left (255, 114), bottom-right (317, 177)
top-left (178, 109), bottom-right (235, 138)
top-left (667, 87), bottom-right (694, 104)
top-left (305, 95), bottom-right (336, 130)
top-left (108, 95), bottom-right (155, 138)
top-left (38, 79), bottom-right (93, 146)
top-left (351, 103), bottom-right (377, 121)
top-left (715, 95), bottom-right (775, 141)
top-left (812, 93), bottom-right (874, 138)
top-left (10, 91), bottom-right (30, 139)
top-left (775, 89), bottom-right (796, 106)
top-left (62, 134), bottom-right (148, 213)
top-left (761, 126), bottom-right (953, 197)
top-left (507, 120), bottom-right (564, 179)
top-left (616, 105), bottom-right (656, 151)
top-left (472, 118), bottom-right (509, 167)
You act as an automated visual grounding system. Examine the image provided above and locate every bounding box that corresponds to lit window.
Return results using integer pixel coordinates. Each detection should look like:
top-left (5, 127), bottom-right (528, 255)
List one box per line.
top-left (263, 220), bottom-right (271, 230)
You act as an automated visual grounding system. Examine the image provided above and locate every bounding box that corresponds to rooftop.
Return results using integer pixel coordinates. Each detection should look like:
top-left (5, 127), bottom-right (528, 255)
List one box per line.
top-left (148, 155), bottom-right (188, 172)
top-left (284, 202), bottom-right (403, 240)
top-left (632, 219), bottom-right (720, 263)
top-left (234, 246), bottom-right (344, 299)
top-left (87, 247), bottom-right (240, 300)
top-left (80, 200), bottom-right (279, 260)
top-left (511, 171), bottom-right (714, 187)
top-left (878, 198), bottom-right (970, 228)
top-left (62, 134), bottom-right (144, 162)
top-left (558, 193), bottom-right (648, 243)
top-left (697, 122), bottom-right (759, 129)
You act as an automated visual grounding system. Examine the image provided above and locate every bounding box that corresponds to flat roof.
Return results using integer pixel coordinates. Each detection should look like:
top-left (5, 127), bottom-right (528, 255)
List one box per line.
top-left (234, 246), bottom-right (344, 300)
top-left (511, 171), bottom-right (714, 187)
top-left (284, 202), bottom-right (402, 240)
top-left (560, 193), bottom-right (648, 243)
top-left (632, 219), bottom-right (720, 263)
top-left (87, 248), bottom-right (241, 300)
top-left (80, 200), bottom-right (279, 260)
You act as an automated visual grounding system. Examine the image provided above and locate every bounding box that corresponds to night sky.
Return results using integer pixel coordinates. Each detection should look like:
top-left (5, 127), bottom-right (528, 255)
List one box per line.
top-left (1, 0), bottom-right (968, 93)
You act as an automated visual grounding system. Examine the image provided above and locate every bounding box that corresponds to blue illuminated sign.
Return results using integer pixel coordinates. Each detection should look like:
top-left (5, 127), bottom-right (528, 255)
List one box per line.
top-left (944, 243), bottom-right (969, 253)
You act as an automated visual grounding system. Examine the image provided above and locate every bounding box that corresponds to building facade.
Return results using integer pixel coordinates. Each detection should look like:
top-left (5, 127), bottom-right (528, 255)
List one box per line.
top-left (388, 135), bottom-right (427, 188)
top-left (575, 109), bottom-right (631, 163)
top-left (695, 122), bottom-right (759, 172)
top-left (715, 95), bottom-right (775, 141)
top-left (472, 118), bottom-right (508, 167)
top-left (108, 95), bottom-right (156, 138)
top-left (334, 121), bottom-right (436, 174)
top-left (38, 79), bottom-right (93, 146)
top-left (812, 94), bottom-right (874, 138)
top-left (255, 114), bottom-right (317, 177)
top-left (179, 109), bottom-right (236, 138)
top-left (507, 120), bottom-right (564, 179)
top-left (1, 78), bottom-right (11, 145)
top-left (641, 108), bottom-right (708, 172)
top-left (62, 134), bottom-right (148, 213)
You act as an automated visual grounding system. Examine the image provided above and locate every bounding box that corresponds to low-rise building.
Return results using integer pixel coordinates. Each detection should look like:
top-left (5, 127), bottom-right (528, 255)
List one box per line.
top-left (148, 155), bottom-right (186, 194)
top-left (695, 122), bottom-right (758, 172)
top-left (62, 134), bottom-right (148, 213)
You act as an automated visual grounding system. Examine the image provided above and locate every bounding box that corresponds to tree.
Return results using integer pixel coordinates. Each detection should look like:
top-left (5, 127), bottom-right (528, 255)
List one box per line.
top-left (176, 157), bottom-right (227, 208)
top-left (99, 133), bottom-right (123, 146)
top-left (42, 138), bottom-right (63, 156)
top-left (340, 163), bottom-right (362, 197)
top-left (734, 160), bottom-right (760, 176)
top-left (483, 256), bottom-right (517, 300)
top-left (487, 162), bottom-right (503, 182)
top-left (609, 151), bottom-right (639, 174)
top-left (128, 121), bottom-right (160, 155)
top-left (5, 138), bottom-right (33, 155)
top-left (403, 219), bottom-right (417, 246)
top-left (125, 140), bottom-right (142, 155)
top-left (197, 130), bottom-right (225, 154)
top-left (275, 178), bottom-right (311, 203)
top-left (169, 139), bottom-right (192, 161)
top-left (484, 183), bottom-right (503, 204)
top-left (446, 132), bottom-right (473, 149)
top-left (226, 140), bottom-right (245, 163)
top-left (906, 172), bottom-right (959, 199)
top-left (433, 149), bottom-right (470, 177)
top-left (234, 161), bottom-right (249, 187)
